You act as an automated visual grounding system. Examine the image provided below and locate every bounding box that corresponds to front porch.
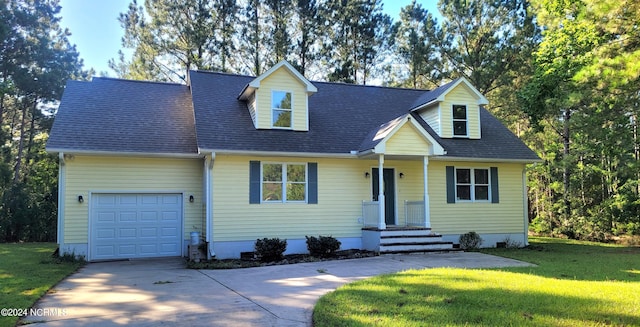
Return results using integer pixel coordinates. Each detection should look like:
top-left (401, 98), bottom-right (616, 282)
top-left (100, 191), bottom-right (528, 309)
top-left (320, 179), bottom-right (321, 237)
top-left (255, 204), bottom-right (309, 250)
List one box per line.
top-left (361, 200), bottom-right (456, 253)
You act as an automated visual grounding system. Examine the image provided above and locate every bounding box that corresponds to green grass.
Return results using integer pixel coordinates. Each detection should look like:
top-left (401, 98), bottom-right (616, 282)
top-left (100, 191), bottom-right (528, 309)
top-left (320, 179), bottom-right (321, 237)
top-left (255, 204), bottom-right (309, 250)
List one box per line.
top-left (313, 237), bottom-right (640, 326)
top-left (0, 243), bottom-right (84, 327)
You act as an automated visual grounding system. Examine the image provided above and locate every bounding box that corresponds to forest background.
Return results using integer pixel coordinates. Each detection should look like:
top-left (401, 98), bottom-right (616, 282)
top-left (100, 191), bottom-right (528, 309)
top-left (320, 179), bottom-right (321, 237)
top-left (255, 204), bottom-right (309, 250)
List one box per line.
top-left (1, 0), bottom-right (639, 243)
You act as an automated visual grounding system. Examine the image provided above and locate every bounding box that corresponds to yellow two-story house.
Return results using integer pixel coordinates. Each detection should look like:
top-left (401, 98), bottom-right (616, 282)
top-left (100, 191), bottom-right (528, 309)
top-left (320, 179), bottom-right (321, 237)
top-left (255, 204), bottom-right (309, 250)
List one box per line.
top-left (47, 61), bottom-right (539, 261)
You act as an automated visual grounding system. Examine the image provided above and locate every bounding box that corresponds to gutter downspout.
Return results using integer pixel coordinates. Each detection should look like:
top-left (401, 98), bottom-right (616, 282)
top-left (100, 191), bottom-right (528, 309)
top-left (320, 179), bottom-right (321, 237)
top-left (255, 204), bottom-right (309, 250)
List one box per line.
top-left (57, 153), bottom-right (66, 251)
top-left (205, 153), bottom-right (215, 259)
top-left (523, 166), bottom-right (529, 246)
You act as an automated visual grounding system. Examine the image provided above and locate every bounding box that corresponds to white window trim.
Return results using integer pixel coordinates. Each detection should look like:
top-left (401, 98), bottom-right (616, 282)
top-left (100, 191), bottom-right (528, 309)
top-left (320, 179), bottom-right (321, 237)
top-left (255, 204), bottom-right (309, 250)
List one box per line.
top-left (454, 167), bottom-right (491, 202)
top-left (452, 104), bottom-right (468, 138)
top-left (261, 162), bottom-right (308, 203)
top-left (271, 90), bottom-right (293, 130)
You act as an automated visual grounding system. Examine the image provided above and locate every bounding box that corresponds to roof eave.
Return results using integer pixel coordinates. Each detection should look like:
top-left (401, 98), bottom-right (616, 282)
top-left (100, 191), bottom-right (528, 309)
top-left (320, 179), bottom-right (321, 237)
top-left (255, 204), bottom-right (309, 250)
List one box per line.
top-left (45, 148), bottom-right (203, 159)
top-left (429, 156), bottom-right (542, 164)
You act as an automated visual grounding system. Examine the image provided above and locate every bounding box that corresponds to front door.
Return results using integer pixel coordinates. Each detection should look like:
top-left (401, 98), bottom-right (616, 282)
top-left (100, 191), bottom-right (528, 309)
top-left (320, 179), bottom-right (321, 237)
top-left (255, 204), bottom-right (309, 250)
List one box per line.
top-left (372, 168), bottom-right (396, 225)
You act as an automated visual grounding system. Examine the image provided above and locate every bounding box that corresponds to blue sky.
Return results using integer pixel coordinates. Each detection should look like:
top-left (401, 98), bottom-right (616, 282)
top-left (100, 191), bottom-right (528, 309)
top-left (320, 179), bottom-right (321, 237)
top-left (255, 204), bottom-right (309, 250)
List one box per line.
top-left (58, 0), bottom-right (440, 76)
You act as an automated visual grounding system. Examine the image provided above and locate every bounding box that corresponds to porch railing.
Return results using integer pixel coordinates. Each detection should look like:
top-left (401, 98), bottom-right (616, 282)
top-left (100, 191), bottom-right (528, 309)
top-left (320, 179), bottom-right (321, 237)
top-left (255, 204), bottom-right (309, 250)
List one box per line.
top-left (404, 200), bottom-right (425, 227)
top-left (362, 201), bottom-right (379, 227)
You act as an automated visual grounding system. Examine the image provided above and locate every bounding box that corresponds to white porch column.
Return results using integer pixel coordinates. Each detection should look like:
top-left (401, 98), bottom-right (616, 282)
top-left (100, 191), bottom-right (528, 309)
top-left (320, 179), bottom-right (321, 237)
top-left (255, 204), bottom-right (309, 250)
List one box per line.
top-left (378, 154), bottom-right (386, 230)
top-left (423, 156), bottom-right (431, 228)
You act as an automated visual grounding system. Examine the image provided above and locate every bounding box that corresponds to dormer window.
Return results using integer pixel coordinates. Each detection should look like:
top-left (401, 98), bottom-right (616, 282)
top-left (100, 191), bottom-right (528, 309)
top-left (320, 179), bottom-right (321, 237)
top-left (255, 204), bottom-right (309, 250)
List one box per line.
top-left (452, 105), bottom-right (468, 137)
top-left (272, 91), bottom-right (292, 128)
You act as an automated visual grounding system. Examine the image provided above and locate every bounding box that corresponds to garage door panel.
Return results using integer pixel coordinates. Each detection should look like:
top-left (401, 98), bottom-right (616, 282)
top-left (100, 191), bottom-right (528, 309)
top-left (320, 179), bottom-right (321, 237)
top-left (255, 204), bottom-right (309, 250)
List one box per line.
top-left (119, 212), bottom-right (137, 222)
top-left (119, 228), bottom-right (136, 238)
top-left (162, 211), bottom-right (178, 221)
top-left (118, 195), bottom-right (138, 205)
top-left (160, 243), bottom-right (178, 253)
top-left (140, 211), bottom-right (158, 221)
top-left (97, 212), bottom-right (116, 223)
top-left (91, 193), bottom-right (182, 260)
top-left (140, 227), bottom-right (158, 238)
top-left (161, 227), bottom-right (178, 237)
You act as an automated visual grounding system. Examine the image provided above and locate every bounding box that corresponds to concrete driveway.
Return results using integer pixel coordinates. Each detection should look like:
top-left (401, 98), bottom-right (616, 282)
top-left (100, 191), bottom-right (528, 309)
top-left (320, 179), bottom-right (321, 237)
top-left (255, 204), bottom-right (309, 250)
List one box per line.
top-left (21, 252), bottom-right (533, 326)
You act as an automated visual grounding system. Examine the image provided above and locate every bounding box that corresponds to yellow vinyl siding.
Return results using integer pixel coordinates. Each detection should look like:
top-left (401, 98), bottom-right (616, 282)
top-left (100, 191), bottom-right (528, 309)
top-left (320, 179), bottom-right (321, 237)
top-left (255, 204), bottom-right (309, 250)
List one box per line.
top-left (428, 161), bottom-right (525, 234)
top-left (248, 93), bottom-right (257, 128)
top-left (440, 83), bottom-right (481, 139)
top-left (419, 107), bottom-right (440, 135)
top-left (213, 155), bottom-right (375, 241)
top-left (255, 67), bottom-right (308, 131)
top-left (385, 123), bottom-right (430, 156)
top-left (63, 156), bottom-right (203, 243)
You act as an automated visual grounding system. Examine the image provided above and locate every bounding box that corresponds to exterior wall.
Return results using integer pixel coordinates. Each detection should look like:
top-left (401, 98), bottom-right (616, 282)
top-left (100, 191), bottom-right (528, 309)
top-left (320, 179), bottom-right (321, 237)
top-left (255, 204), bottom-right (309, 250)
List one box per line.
top-left (247, 93), bottom-right (257, 128)
top-left (428, 160), bottom-right (526, 235)
top-left (212, 155), bottom-right (369, 241)
top-left (210, 156), bottom-right (437, 257)
top-left (418, 106), bottom-right (440, 135)
top-left (440, 83), bottom-right (481, 139)
top-left (385, 124), bottom-right (430, 156)
top-left (61, 156), bottom-right (204, 256)
top-left (254, 67), bottom-right (308, 131)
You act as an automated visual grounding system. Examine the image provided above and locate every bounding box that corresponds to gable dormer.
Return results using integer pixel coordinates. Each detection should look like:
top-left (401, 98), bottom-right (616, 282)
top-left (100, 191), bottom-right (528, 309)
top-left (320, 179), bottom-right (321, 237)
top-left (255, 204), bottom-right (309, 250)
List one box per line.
top-left (412, 77), bottom-right (488, 139)
top-left (238, 61), bottom-right (317, 131)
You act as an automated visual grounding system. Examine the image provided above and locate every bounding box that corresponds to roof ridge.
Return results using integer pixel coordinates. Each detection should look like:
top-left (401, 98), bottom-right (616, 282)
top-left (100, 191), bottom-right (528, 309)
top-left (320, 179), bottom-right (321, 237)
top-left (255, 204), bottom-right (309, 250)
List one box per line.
top-left (189, 69), bottom-right (432, 92)
top-left (92, 76), bottom-right (186, 87)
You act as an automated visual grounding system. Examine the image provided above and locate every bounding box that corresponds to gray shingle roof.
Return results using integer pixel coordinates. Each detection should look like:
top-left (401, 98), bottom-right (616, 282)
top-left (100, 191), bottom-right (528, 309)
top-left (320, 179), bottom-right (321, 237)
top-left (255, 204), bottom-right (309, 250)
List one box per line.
top-left (47, 78), bottom-right (197, 154)
top-left (48, 71), bottom-right (539, 162)
top-left (410, 78), bottom-right (460, 110)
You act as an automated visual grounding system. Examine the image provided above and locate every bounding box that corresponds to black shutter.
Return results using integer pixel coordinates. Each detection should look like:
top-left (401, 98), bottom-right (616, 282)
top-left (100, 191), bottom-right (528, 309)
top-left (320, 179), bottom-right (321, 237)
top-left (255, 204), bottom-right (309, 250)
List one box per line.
top-left (446, 166), bottom-right (455, 203)
top-left (249, 161), bottom-right (261, 204)
top-left (308, 163), bottom-right (318, 204)
top-left (490, 167), bottom-right (499, 203)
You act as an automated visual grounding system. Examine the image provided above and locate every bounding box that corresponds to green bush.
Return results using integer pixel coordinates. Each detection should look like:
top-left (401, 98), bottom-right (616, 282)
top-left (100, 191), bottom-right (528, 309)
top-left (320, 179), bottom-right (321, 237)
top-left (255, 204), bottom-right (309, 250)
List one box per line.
top-left (254, 238), bottom-right (287, 262)
top-left (459, 231), bottom-right (483, 250)
top-left (306, 235), bottom-right (341, 258)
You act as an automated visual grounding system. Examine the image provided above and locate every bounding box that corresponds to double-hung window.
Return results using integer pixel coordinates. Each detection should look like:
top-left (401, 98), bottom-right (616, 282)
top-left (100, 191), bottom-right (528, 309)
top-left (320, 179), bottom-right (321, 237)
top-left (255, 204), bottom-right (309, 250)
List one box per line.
top-left (455, 168), bottom-right (490, 201)
top-left (272, 91), bottom-right (292, 128)
top-left (262, 163), bottom-right (306, 202)
top-left (452, 105), bottom-right (468, 137)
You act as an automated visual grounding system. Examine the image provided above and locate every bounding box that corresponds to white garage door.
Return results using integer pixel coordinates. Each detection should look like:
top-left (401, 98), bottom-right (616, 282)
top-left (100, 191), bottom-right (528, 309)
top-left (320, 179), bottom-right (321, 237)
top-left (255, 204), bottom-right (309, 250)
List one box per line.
top-left (90, 193), bottom-right (182, 261)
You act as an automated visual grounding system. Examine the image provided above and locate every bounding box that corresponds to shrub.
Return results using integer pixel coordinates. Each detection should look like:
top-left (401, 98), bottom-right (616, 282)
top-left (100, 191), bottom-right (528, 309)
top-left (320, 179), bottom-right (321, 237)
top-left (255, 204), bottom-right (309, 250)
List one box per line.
top-left (254, 238), bottom-right (287, 262)
top-left (306, 235), bottom-right (341, 258)
top-left (459, 232), bottom-right (483, 250)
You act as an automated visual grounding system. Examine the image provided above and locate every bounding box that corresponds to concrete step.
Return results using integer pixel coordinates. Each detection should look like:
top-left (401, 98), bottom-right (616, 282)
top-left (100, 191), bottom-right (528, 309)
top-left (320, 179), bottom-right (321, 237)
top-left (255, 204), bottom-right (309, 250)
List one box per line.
top-left (381, 235), bottom-right (443, 244)
top-left (380, 242), bottom-right (455, 253)
top-left (380, 229), bottom-right (434, 237)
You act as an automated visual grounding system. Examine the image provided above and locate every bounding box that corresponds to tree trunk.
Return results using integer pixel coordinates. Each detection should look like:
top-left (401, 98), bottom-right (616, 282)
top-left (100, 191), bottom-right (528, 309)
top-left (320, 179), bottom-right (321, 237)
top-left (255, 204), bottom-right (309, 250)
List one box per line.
top-left (562, 107), bottom-right (571, 217)
top-left (13, 98), bottom-right (33, 185)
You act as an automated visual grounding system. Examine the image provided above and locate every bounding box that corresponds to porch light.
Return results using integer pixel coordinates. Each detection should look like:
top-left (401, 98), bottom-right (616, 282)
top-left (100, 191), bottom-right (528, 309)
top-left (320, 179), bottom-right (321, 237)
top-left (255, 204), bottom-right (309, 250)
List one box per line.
top-left (399, 172), bottom-right (405, 179)
top-left (78, 195), bottom-right (84, 203)
top-left (189, 195), bottom-right (195, 203)
top-left (365, 172), bottom-right (370, 178)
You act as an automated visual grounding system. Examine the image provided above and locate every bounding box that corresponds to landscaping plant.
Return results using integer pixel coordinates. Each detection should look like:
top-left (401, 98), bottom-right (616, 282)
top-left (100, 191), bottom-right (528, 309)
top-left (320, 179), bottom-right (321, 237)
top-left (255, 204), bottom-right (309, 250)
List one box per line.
top-left (254, 237), bottom-right (287, 262)
top-left (306, 235), bottom-right (341, 258)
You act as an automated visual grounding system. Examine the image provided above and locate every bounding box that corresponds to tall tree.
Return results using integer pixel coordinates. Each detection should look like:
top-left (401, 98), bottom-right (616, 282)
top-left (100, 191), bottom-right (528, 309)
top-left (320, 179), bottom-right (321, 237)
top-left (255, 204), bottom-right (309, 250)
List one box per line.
top-left (238, 0), bottom-right (266, 75)
top-left (291, 0), bottom-right (319, 76)
top-left (112, 0), bottom-right (215, 82)
top-left (263, 0), bottom-right (294, 65)
top-left (391, 0), bottom-right (442, 89)
top-left (211, 0), bottom-right (239, 72)
top-left (321, 0), bottom-right (392, 84)
top-left (0, 0), bottom-right (84, 242)
top-left (437, 0), bottom-right (539, 95)
top-left (520, 0), bottom-right (640, 240)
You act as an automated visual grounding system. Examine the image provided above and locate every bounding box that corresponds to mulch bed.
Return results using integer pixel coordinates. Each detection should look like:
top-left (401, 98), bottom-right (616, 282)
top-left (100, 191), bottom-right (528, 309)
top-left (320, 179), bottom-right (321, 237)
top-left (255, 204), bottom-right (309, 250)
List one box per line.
top-left (187, 249), bottom-right (377, 269)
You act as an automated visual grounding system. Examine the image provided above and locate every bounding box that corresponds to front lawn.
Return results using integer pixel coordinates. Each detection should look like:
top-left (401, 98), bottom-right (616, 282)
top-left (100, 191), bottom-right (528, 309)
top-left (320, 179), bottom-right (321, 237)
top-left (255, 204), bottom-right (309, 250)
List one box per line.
top-left (0, 243), bottom-right (84, 327)
top-left (313, 237), bottom-right (640, 326)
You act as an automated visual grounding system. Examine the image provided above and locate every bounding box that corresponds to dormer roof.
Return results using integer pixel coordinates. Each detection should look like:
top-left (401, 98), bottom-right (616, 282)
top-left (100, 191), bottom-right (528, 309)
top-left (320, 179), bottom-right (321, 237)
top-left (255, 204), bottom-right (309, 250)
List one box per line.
top-left (237, 61), bottom-right (317, 100)
top-left (410, 77), bottom-right (489, 111)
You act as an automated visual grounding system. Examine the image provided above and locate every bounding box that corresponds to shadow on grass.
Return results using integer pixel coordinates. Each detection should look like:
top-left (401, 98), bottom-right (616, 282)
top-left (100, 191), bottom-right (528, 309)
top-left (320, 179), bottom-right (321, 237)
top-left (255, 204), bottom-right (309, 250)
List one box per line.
top-left (314, 270), bottom-right (638, 327)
